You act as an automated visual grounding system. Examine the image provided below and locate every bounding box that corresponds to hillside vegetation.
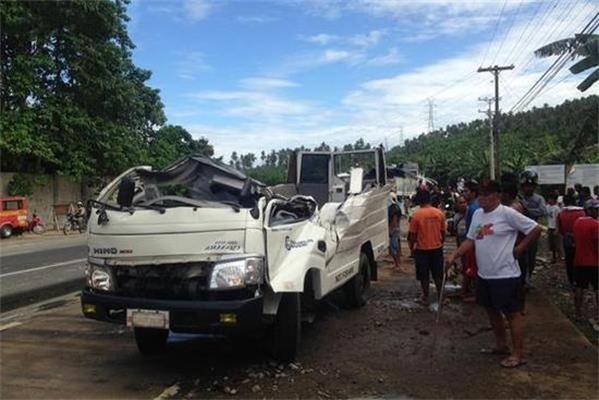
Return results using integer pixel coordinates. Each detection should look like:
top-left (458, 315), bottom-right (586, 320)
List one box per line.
top-left (387, 95), bottom-right (598, 184)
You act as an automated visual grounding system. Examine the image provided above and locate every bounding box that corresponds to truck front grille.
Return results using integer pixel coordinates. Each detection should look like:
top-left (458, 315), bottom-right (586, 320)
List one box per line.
top-left (110, 263), bottom-right (256, 301)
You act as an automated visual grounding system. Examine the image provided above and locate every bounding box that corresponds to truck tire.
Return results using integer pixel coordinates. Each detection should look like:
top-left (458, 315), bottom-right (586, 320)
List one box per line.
top-left (344, 252), bottom-right (371, 308)
top-left (269, 292), bottom-right (301, 362)
top-left (1, 225), bottom-right (13, 239)
top-left (134, 328), bottom-right (168, 355)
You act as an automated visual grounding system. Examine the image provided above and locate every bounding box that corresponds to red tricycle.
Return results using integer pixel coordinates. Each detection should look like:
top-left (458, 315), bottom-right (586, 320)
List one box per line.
top-left (0, 196), bottom-right (45, 238)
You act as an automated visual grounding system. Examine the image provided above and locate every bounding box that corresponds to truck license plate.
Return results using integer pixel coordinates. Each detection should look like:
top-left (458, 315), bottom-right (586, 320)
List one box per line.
top-left (126, 309), bottom-right (169, 329)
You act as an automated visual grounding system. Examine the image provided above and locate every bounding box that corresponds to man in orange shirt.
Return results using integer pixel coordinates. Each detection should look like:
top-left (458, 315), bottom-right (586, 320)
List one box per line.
top-left (409, 189), bottom-right (446, 304)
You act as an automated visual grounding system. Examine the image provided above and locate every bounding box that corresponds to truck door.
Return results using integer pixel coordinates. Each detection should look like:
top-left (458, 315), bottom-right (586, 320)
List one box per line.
top-left (263, 198), bottom-right (325, 293)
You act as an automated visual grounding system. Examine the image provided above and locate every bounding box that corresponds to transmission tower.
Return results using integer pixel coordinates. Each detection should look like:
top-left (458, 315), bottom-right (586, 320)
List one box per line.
top-left (427, 99), bottom-right (436, 132)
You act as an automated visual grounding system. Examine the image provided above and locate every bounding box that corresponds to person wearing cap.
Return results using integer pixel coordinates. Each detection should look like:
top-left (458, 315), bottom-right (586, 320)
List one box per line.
top-left (408, 189), bottom-right (446, 304)
top-left (445, 180), bottom-right (542, 369)
top-left (572, 199), bottom-right (599, 320)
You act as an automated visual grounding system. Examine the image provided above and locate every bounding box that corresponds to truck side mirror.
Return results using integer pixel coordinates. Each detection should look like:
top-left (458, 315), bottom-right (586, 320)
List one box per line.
top-left (116, 177), bottom-right (135, 208)
top-left (348, 168), bottom-right (364, 194)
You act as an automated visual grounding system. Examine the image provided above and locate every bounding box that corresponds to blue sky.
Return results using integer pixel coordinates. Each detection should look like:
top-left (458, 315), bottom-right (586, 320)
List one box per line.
top-left (128, 0), bottom-right (598, 158)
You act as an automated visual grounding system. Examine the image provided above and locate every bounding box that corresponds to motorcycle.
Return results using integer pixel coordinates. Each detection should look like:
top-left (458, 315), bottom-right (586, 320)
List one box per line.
top-left (28, 213), bottom-right (45, 234)
top-left (63, 213), bottom-right (87, 235)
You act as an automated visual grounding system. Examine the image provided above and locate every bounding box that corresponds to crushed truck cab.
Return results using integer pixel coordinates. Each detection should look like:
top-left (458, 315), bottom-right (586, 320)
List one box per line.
top-left (82, 148), bottom-right (390, 361)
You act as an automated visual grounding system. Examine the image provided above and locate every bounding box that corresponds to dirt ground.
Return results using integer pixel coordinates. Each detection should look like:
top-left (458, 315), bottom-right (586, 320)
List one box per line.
top-left (1, 231), bottom-right (597, 399)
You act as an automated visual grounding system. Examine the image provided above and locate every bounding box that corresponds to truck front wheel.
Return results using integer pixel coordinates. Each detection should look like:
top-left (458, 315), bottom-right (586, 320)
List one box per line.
top-left (345, 252), bottom-right (371, 308)
top-left (268, 292), bottom-right (301, 362)
top-left (134, 328), bottom-right (168, 355)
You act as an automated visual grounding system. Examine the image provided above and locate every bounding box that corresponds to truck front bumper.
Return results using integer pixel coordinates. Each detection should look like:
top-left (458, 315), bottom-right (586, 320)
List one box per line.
top-left (81, 289), bottom-right (264, 335)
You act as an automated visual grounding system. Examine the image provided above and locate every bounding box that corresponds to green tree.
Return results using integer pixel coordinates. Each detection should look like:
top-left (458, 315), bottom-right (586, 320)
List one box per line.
top-left (148, 125), bottom-right (213, 169)
top-left (535, 34), bottom-right (598, 92)
top-left (0, 0), bottom-right (165, 177)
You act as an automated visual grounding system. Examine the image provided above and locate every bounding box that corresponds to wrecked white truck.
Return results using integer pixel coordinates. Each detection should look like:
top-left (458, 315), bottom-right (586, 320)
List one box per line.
top-left (81, 148), bottom-right (390, 361)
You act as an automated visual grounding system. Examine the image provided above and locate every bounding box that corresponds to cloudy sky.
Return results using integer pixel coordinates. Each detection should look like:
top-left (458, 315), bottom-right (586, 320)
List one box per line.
top-left (128, 0), bottom-right (598, 158)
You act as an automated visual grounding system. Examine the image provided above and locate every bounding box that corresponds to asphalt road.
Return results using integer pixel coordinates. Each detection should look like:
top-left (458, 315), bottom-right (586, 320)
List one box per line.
top-left (0, 234), bottom-right (87, 311)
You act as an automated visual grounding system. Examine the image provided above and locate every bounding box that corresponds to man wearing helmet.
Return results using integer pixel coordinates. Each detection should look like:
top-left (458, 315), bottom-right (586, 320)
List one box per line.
top-left (519, 170), bottom-right (546, 286)
top-left (75, 201), bottom-right (87, 226)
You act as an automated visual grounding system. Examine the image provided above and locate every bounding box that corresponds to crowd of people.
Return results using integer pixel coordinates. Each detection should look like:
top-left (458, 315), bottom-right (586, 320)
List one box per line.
top-left (387, 172), bottom-right (599, 369)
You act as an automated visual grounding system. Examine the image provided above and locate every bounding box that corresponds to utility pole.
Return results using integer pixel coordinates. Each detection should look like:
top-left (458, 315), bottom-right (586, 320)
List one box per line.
top-left (478, 97), bottom-right (495, 179)
top-left (427, 98), bottom-right (436, 132)
top-left (477, 64), bottom-right (514, 181)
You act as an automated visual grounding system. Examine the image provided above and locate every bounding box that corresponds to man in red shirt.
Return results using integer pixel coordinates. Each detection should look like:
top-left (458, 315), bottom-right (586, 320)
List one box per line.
top-left (572, 199), bottom-right (599, 320)
top-left (557, 194), bottom-right (586, 288)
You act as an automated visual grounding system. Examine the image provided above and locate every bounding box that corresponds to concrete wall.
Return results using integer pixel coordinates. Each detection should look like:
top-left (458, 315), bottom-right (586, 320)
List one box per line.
top-left (0, 172), bottom-right (94, 229)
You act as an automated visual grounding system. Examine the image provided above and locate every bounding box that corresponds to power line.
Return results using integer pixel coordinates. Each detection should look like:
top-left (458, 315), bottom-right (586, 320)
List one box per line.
top-left (518, 0), bottom-right (591, 75)
top-left (510, 0), bottom-right (562, 70)
top-left (504, 0), bottom-right (549, 65)
top-left (521, 18), bottom-right (599, 107)
top-left (499, 74), bottom-right (515, 100)
top-left (510, 12), bottom-right (599, 112)
top-left (490, 0), bottom-right (524, 66)
top-left (480, 1), bottom-right (508, 67)
top-left (420, 70), bottom-right (478, 102)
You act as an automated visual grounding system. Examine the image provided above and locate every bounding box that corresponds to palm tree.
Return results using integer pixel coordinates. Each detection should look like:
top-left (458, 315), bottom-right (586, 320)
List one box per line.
top-left (534, 34), bottom-right (598, 92)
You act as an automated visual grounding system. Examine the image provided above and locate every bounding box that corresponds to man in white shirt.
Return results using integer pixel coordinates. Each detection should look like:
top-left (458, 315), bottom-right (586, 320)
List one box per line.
top-left (445, 180), bottom-right (542, 369)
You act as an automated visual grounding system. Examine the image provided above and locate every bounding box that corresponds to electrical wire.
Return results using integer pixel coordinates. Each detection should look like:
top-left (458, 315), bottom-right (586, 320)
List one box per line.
top-left (510, 12), bottom-right (599, 112)
top-left (480, 1), bottom-right (508, 67)
top-left (504, 0), bottom-right (549, 65)
top-left (490, 0), bottom-right (524, 66)
top-left (518, 0), bottom-right (593, 75)
top-left (519, 17), bottom-right (599, 108)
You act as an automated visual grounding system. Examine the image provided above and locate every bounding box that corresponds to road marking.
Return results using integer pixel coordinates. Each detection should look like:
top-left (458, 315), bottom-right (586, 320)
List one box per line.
top-left (0, 258), bottom-right (86, 278)
top-left (0, 321), bottom-right (22, 331)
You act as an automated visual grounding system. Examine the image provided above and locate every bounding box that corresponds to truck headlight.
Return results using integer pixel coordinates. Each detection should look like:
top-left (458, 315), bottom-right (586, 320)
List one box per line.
top-left (209, 257), bottom-right (264, 290)
top-left (85, 264), bottom-right (114, 291)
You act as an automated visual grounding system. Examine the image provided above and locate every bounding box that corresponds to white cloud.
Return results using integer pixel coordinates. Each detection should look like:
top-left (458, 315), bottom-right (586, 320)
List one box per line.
top-left (348, 30), bottom-right (385, 47)
top-left (239, 77), bottom-right (298, 90)
top-left (184, 0), bottom-right (213, 21)
top-left (366, 47), bottom-right (402, 66)
top-left (147, 0), bottom-right (215, 22)
top-left (302, 33), bottom-right (338, 45)
top-left (173, 0), bottom-right (595, 160)
top-left (176, 51), bottom-right (212, 80)
top-left (272, 47), bottom-right (366, 75)
top-left (341, 0), bottom-right (594, 139)
top-left (300, 30), bottom-right (386, 47)
top-left (322, 49), bottom-right (354, 62)
top-left (188, 90), bottom-right (313, 119)
top-left (236, 15), bottom-right (277, 23)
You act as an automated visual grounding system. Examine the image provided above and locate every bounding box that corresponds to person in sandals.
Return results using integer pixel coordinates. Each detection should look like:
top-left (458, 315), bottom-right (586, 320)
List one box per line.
top-left (445, 180), bottom-right (542, 369)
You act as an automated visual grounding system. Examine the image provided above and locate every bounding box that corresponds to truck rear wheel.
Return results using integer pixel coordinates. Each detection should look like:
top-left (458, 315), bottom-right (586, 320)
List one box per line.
top-left (268, 292), bottom-right (301, 362)
top-left (134, 328), bottom-right (168, 355)
top-left (345, 252), bottom-right (371, 308)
